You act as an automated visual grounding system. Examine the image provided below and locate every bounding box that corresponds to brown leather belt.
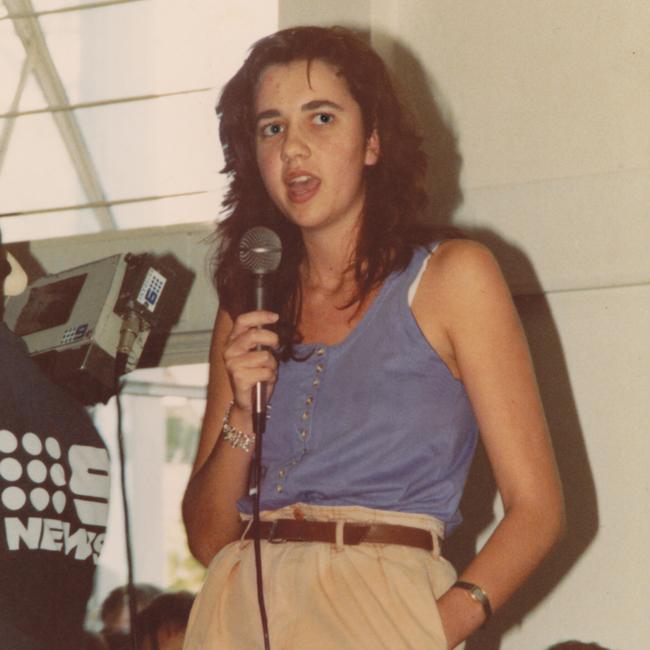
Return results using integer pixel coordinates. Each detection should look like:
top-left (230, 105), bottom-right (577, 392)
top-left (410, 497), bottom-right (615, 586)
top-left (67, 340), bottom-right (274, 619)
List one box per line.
top-left (241, 519), bottom-right (435, 551)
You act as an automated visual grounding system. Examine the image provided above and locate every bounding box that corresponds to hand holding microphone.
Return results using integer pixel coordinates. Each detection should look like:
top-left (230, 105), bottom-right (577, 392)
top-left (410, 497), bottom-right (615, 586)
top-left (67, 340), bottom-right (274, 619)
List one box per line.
top-left (223, 310), bottom-right (279, 426)
top-left (223, 227), bottom-right (282, 435)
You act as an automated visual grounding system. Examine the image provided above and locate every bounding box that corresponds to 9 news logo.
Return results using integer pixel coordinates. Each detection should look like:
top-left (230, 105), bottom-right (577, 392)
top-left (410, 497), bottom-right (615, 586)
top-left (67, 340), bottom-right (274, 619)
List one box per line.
top-left (0, 429), bottom-right (110, 563)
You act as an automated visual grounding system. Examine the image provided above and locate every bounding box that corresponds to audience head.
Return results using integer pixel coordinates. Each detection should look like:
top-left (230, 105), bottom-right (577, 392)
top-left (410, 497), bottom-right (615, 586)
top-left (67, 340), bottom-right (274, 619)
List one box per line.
top-left (100, 583), bottom-right (162, 649)
top-left (547, 641), bottom-right (611, 650)
top-left (134, 591), bottom-right (195, 650)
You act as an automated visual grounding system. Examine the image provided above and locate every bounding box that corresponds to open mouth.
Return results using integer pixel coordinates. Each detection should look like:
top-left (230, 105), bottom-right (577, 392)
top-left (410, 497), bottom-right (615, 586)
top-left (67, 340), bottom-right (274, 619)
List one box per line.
top-left (286, 174), bottom-right (320, 202)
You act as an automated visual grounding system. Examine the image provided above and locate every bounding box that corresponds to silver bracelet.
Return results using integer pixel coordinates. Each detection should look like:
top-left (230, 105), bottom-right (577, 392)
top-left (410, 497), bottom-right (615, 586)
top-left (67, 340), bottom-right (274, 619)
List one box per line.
top-left (221, 401), bottom-right (256, 453)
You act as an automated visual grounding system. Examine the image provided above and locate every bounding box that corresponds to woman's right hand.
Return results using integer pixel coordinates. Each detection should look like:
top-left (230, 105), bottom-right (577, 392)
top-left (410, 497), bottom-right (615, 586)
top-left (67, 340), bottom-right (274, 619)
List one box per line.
top-left (183, 308), bottom-right (279, 563)
top-left (223, 310), bottom-right (280, 415)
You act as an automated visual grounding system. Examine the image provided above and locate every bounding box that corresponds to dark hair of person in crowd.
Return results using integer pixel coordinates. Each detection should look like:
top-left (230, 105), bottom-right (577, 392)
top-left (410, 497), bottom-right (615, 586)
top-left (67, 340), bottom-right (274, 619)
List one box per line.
top-left (100, 583), bottom-right (162, 649)
top-left (213, 25), bottom-right (461, 358)
top-left (133, 591), bottom-right (195, 650)
top-left (547, 642), bottom-right (611, 650)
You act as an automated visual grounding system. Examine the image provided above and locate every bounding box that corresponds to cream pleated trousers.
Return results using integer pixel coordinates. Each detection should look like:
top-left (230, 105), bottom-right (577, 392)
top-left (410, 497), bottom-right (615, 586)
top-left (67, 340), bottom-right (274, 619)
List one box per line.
top-left (183, 504), bottom-right (460, 650)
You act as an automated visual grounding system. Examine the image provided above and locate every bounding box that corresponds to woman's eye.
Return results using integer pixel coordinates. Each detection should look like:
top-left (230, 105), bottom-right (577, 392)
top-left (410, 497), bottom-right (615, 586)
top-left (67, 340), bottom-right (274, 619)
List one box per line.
top-left (260, 123), bottom-right (283, 137)
top-left (312, 112), bottom-right (334, 125)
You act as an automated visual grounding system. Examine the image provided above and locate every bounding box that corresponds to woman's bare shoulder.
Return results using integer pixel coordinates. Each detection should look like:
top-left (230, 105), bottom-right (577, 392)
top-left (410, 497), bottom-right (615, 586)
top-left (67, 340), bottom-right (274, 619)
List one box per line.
top-left (429, 238), bottom-right (500, 278)
top-left (418, 239), bottom-right (508, 311)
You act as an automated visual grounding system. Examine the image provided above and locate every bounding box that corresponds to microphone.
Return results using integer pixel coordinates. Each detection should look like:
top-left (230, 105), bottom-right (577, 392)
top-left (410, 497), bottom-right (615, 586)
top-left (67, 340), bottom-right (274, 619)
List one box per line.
top-left (239, 227), bottom-right (282, 434)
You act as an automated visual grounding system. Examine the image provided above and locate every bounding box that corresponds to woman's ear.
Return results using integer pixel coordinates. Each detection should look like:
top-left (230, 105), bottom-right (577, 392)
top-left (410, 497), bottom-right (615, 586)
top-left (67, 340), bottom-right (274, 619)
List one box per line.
top-left (364, 129), bottom-right (380, 166)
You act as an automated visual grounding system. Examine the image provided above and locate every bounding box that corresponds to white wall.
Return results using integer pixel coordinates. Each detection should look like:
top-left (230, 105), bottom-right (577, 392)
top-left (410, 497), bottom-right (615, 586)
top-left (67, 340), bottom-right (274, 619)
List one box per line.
top-left (280, 2), bottom-right (649, 649)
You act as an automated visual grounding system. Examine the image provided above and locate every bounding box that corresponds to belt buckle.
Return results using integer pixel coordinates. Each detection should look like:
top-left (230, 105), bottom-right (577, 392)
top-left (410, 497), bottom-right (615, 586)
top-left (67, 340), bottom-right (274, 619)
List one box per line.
top-left (267, 520), bottom-right (287, 544)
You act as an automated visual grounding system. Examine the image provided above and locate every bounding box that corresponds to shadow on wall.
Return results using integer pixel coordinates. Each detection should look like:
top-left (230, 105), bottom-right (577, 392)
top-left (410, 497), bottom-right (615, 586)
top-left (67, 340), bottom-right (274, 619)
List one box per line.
top-left (384, 34), bottom-right (465, 227)
top-left (381, 32), bottom-right (599, 650)
top-left (445, 230), bottom-right (599, 650)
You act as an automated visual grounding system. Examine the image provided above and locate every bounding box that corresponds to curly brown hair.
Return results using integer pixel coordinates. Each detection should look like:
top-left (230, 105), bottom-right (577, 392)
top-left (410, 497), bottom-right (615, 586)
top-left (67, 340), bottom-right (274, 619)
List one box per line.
top-left (213, 25), bottom-right (459, 357)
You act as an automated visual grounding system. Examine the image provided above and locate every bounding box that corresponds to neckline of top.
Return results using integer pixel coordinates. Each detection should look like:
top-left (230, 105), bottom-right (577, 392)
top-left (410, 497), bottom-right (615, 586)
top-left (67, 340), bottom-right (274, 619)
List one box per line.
top-left (292, 247), bottom-right (430, 354)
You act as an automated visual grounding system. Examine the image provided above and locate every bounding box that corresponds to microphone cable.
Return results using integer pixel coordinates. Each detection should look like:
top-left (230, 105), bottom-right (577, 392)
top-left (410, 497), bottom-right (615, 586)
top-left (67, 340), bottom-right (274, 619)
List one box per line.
top-left (114, 352), bottom-right (139, 650)
top-left (251, 411), bottom-right (271, 650)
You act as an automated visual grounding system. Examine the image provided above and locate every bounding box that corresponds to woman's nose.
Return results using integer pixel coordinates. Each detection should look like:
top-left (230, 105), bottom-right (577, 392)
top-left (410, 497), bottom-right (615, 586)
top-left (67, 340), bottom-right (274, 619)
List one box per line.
top-left (280, 124), bottom-right (310, 162)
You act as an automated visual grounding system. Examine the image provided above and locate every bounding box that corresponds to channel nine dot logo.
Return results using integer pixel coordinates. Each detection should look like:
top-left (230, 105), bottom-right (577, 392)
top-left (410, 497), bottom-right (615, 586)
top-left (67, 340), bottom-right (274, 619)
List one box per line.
top-left (1, 431), bottom-right (67, 513)
top-left (0, 429), bottom-right (110, 563)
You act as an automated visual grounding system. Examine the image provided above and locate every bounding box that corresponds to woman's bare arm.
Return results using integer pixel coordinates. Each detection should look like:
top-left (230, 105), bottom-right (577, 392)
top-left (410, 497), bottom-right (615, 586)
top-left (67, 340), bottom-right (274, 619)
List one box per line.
top-left (182, 307), bottom-right (278, 566)
top-left (413, 240), bottom-right (565, 648)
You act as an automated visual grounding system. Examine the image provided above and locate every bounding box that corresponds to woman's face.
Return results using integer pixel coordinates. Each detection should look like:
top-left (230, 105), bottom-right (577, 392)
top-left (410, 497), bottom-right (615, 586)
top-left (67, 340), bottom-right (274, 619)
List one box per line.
top-left (254, 58), bottom-right (379, 238)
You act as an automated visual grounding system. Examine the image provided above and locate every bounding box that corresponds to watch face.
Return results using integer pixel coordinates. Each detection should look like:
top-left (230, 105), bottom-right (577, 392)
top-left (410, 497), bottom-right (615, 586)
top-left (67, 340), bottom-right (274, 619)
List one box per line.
top-left (453, 581), bottom-right (491, 621)
top-left (469, 586), bottom-right (482, 600)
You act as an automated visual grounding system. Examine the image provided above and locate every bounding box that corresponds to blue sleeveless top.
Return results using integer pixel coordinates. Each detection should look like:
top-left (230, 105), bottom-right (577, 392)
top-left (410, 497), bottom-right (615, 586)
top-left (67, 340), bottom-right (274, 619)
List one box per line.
top-left (238, 246), bottom-right (479, 535)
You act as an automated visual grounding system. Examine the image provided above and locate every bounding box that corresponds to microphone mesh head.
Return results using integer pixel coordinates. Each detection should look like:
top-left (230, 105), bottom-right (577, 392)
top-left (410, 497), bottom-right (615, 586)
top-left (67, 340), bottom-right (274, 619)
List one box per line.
top-left (239, 227), bottom-right (282, 275)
